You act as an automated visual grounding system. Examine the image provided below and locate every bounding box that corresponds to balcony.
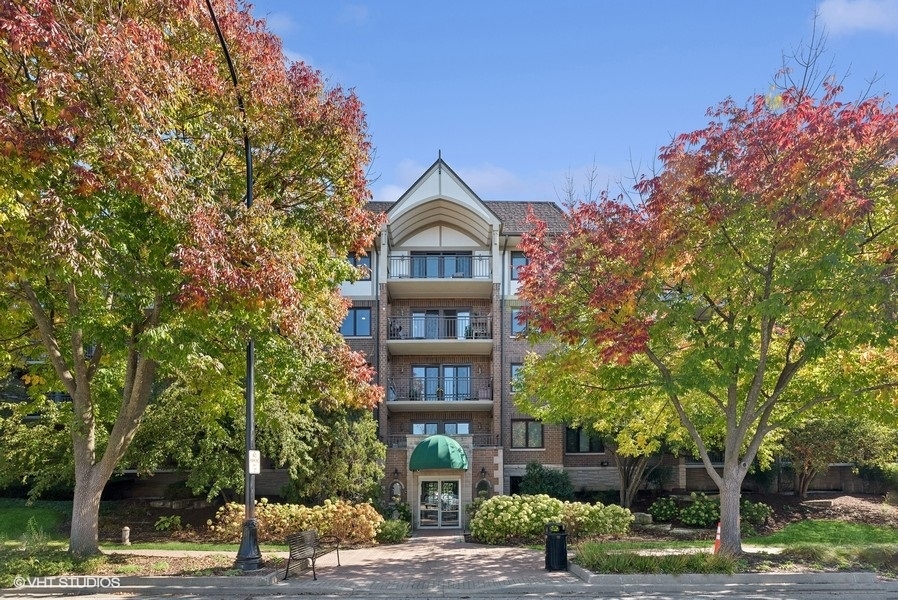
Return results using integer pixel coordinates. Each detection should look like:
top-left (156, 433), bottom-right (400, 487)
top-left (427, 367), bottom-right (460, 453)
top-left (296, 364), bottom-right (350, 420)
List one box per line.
top-left (383, 434), bottom-right (500, 448)
top-left (387, 314), bottom-right (492, 356)
top-left (386, 376), bottom-right (493, 413)
top-left (387, 254), bottom-right (493, 299)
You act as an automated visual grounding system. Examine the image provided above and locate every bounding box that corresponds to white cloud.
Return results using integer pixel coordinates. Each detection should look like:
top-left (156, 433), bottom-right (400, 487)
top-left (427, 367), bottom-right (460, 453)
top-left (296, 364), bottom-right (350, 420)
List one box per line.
top-left (338, 4), bottom-right (369, 25)
top-left (455, 164), bottom-right (523, 199)
top-left (819, 0), bottom-right (898, 35)
top-left (373, 184), bottom-right (407, 203)
top-left (371, 158), bottom-right (630, 204)
top-left (257, 11), bottom-right (298, 37)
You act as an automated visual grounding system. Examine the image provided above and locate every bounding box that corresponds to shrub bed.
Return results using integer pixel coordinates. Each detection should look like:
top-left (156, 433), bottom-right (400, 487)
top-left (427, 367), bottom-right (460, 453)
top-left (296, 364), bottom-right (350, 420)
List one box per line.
top-left (646, 494), bottom-right (773, 530)
top-left (209, 498), bottom-right (383, 545)
top-left (469, 494), bottom-right (633, 544)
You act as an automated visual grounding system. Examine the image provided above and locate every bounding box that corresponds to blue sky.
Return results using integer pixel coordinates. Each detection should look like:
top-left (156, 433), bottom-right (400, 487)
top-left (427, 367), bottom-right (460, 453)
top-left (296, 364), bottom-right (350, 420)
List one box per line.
top-left (246, 0), bottom-right (898, 203)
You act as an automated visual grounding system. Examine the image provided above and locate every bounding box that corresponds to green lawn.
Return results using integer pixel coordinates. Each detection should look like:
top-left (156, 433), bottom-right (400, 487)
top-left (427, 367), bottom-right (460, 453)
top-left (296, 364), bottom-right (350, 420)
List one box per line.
top-left (745, 520), bottom-right (898, 546)
top-left (100, 541), bottom-right (287, 552)
top-left (0, 499), bottom-right (69, 541)
top-left (575, 520), bottom-right (898, 575)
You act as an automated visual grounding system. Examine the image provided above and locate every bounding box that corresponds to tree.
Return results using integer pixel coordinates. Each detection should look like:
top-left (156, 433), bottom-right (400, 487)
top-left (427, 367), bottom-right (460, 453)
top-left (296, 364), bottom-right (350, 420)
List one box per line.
top-left (519, 68), bottom-right (898, 553)
top-left (0, 0), bottom-right (383, 556)
top-left (780, 417), bottom-right (856, 498)
top-left (780, 414), bottom-right (898, 497)
top-left (516, 343), bottom-right (688, 508)
top-left (518, 462), bottom-right (574, 500)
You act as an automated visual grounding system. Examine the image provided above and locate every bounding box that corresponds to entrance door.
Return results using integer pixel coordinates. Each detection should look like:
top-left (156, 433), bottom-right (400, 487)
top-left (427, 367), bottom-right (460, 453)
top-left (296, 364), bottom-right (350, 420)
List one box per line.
top-left (419, 479), bottom-right (460, 528)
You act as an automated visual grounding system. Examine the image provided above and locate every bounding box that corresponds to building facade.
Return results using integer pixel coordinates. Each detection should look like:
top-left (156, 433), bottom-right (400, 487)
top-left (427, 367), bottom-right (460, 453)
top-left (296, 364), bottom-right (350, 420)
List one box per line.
top-left (339, 158), bottom-right (621, 531)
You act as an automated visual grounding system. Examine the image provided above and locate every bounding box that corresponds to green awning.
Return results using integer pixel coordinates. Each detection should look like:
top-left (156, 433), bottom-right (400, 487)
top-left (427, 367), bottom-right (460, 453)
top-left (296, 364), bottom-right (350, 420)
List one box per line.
top-left (409, 435), bottom-right (469, 471)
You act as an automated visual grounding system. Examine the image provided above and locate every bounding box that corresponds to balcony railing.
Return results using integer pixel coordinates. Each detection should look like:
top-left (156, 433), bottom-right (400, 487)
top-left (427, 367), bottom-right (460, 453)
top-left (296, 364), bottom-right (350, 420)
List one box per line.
top-left (387, 376), bottom-right (493, 402)
top-left (383, 434), bottom-right (499, 448)
top-left (388, 315), bottom-right (491, 340)
top-left (388, 254), bottom-right (491, 280)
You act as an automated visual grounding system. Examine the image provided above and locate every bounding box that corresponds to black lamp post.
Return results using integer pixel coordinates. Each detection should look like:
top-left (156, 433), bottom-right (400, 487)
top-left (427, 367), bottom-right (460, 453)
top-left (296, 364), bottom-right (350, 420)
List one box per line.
top-left (204, 0), bottom-right (261, 571)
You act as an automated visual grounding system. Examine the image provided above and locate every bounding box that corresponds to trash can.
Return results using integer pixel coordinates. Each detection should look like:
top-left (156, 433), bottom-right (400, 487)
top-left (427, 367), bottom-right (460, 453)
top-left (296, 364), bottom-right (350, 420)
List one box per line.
top-left (544, 522), bottom-right (568, 571)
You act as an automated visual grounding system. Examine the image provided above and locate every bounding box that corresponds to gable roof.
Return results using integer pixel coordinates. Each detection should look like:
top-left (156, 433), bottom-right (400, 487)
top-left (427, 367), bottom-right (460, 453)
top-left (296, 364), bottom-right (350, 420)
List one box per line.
top-left (366, 199), bottom-right (566, 235)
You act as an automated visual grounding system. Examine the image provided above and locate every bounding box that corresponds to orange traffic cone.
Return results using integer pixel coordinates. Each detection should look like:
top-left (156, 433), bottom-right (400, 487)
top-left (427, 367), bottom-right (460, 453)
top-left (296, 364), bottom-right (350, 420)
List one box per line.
top-left (713, 522), bottom-right (721, 554)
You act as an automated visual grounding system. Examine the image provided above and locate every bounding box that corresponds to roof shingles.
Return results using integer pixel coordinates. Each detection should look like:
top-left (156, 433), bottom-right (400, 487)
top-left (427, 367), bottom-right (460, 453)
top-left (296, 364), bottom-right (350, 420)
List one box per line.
top-left (365, 200), bottom-right (566, 234)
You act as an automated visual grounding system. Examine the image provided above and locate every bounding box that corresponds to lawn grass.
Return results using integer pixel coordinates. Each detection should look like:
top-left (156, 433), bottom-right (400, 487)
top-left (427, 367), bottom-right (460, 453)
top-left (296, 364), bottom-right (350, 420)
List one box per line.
top-left (573, 520), bottom-right (898, 575)
top-left (100, 541), bottom-right (288, 552)
top-left (0, 499), bottom-right (69, 541)
top-left (746, 520), bottom-right (898, 546)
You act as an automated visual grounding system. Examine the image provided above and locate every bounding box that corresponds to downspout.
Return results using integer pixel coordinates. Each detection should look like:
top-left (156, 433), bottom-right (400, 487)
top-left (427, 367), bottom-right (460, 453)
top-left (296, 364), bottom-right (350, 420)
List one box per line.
top-left (499, 235), bottom-right (510, 488)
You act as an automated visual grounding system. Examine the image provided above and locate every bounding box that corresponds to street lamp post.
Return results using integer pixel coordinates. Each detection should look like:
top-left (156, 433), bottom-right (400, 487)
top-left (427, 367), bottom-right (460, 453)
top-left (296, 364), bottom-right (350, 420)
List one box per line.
top-left (204, 0), bottom-right (261, 571)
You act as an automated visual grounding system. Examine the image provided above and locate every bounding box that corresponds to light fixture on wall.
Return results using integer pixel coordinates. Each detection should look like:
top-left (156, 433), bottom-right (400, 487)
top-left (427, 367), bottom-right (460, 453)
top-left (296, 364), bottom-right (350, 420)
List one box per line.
top-left (480, 467), bottom-right (487, 477)
top-left (393, 468), bottom-right (400, 479)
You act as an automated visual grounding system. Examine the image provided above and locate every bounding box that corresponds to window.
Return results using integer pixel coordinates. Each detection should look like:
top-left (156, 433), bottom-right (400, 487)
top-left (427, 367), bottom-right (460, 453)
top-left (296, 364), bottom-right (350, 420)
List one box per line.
top-left (340, 307), bottom-right (371, 337)
top-left (412, 423), bottom-right (438, 435)
top-left (348, 253), bottom-right (371, 280)
top-left (511, 251), bottom-right (528, 280)
top-left (565, 427), bottom-right (605, 453)
top-left (444, 422), bottom-right (470, 435)
top-left (511, 419), bottom-right (543, 448)
top-left (510, 363), bottom-right (523, 392)
top-left (412, 422), bottom-right (468, 435)
top-left (410, 309), bottom-right (471, 340)
top-left (510, 309), bottom-right (527, 337)
top-left (410, 251), bottom-right (472, 278)
top-left (412, 364), bottom-right (472, 401)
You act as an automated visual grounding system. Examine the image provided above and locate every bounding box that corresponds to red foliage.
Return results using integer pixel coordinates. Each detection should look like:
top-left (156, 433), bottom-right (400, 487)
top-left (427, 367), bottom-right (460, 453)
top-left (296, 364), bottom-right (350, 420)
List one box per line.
top-left (520, 80), bottom-right (898, 363)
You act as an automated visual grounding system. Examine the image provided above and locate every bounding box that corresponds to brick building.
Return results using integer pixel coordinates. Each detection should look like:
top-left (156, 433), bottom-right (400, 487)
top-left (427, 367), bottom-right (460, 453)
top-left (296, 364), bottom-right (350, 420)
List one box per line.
top-left (339, 158), bottom-right (624, 531)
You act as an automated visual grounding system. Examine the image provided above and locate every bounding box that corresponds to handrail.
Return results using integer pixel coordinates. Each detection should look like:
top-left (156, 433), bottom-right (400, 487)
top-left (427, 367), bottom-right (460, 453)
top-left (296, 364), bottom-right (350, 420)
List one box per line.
top-left (387, 254), bottom-right (491, 279)
top-left (382, 434), bottom-right (500, 448)
top-left (387, 315), bottom-right (491, 340)
top-left (387, 376), bottom-right (493, 402)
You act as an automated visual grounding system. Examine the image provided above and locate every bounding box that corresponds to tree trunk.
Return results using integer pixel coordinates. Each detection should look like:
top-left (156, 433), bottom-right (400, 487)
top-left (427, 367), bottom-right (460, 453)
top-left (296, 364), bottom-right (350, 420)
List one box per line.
top-left (68, 470), bottom-right (107, 556)
top-left (615, 454), bottom-right (649, 509)
top-left (796, 468), bottom-right (816, 498)
top-left (717, 470), bottom-right (746, 555)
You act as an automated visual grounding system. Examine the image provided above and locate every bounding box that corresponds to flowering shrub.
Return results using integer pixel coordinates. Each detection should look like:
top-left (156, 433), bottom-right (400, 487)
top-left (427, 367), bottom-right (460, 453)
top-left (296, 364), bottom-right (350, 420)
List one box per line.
top-left (562, 501), bottom-right (633, 538)
top-left (647, 497), bottom-right (679, 522)
top-left (469, 494), bottom-right (632, 544)
top-left (679, 493), bottom-right (720, 528)
top-left (208, 498), bottom-right (383, 544)
top-left (740, 499), bottom-right (773, 525)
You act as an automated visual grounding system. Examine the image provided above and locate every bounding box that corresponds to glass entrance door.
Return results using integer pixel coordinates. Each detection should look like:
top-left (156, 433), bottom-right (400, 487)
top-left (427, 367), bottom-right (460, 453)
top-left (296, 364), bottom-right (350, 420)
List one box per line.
top-left (419, 479), bottom-right (460, 528)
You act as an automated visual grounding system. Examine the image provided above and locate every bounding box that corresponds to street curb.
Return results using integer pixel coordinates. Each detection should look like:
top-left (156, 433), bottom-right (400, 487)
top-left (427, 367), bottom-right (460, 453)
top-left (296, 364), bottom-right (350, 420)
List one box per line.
top-left (569, 562), bottom-right (879, 586)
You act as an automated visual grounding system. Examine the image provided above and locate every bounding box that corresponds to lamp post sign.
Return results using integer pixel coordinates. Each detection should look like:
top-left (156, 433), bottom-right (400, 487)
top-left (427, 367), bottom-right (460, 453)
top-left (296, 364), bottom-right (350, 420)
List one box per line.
top-left (248, 450), bottom-right (261, 475)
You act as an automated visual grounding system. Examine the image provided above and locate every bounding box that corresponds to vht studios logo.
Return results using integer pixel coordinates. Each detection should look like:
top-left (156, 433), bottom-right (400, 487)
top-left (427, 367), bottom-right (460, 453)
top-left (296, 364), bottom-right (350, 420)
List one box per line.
top-left (14, 576), bottom-right (121, 588)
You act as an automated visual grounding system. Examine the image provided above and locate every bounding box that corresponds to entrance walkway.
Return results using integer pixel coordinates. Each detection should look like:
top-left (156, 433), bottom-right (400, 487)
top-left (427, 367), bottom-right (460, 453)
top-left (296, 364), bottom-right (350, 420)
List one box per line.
top-left (276, 530), bottom-right (578, 595)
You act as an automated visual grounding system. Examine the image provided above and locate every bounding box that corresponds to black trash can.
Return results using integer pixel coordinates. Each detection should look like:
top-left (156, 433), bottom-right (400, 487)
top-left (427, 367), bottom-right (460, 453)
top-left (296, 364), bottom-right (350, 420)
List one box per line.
top-left (544, 522), bottom-right (568, 571)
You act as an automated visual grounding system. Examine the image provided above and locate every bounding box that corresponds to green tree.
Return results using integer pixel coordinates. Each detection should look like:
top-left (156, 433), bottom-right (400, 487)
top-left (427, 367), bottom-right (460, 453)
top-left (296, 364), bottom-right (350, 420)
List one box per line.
top-left (517, 343), bottom-right (688, 508)
top-left (0, 0), bottom-right (383, 556)
top-left (781, 414), bottom-right (898, 497)
top-left (519, 462), bottom-right (574, 500)
top-left (519, 63), bottom-right (898, 554)
top-left (780, 417), bottom-right (856, 498)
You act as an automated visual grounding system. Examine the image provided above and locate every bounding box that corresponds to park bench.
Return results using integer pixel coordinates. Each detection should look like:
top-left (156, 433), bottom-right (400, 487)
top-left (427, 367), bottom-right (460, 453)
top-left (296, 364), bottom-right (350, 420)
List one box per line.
top-left (283, 530), bottom-right (341, 580)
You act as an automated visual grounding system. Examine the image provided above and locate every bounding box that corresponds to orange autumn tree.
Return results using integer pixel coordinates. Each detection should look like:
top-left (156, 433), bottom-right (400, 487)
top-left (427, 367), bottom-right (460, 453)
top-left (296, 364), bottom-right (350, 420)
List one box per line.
top-left (0, 0), bottom-right (383, 556)
top-left (519, 76), bottom-right (898, 555)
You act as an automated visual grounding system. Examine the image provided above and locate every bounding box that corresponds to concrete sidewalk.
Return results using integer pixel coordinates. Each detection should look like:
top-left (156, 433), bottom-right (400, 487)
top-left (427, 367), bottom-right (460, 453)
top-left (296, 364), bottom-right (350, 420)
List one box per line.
top-left (108, 532), bottom-right (580, 595)
top-left (9, 532), bottom-right (898, 597)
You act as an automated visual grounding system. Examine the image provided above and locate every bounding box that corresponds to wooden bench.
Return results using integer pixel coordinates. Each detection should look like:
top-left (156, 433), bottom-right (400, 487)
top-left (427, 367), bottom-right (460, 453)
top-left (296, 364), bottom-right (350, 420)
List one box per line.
top-left (283, 530), bottom-right (340, 580)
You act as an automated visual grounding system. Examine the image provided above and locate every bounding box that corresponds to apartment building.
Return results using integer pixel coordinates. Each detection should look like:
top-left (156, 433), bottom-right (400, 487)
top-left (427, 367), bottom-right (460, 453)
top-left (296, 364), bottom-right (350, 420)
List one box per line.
top-left (339, 158), bottom-right (622, 531)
